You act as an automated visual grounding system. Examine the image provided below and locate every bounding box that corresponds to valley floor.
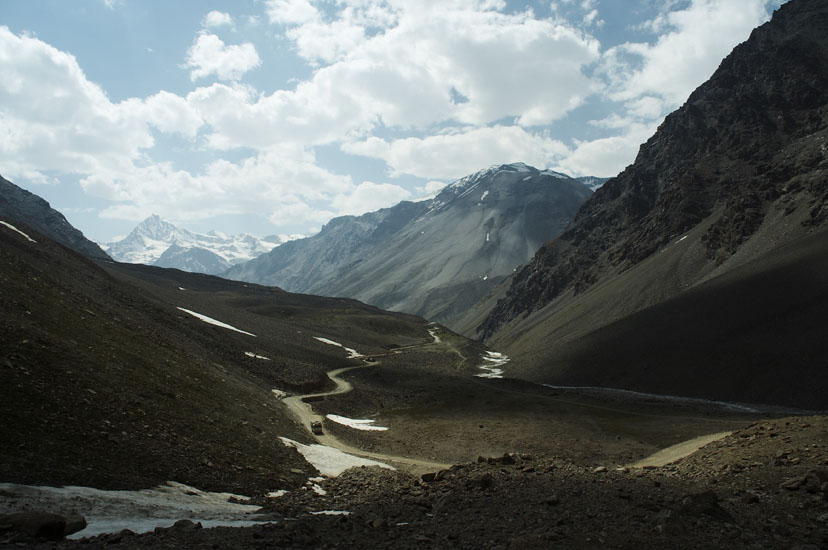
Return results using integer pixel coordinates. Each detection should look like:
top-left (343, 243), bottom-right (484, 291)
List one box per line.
top-left (3, 328), bottom-right (826, 548)
top-left (3, 416), bottom-right (827, 549)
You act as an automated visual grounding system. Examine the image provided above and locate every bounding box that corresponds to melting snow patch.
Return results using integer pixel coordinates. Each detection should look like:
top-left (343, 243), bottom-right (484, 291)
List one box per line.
top-left (480, 190), bottom-right (489, 200)
top-left (475, 351), bottom-right (510, 379)
top-left (178, 287), bottom-right (186, 291)
top-left (313, 337), bottom-right (363, 358)
top-left (266, 490), bottom-right (287, 498)
top-left (177, 308), bottom-right (256, 337)
top-left (312, 510), bottom-right (351, 516)
top-left (0, 481), bottom-right (264, 539)
top-left (486, 231), bottom-right (490, 242)
top-left (278, 437), bottom-right (394, 476)
top-left (271, 389), bottom-right (287, 399)
top-left (245, 351), bottom-right (271, 360)
top-left (327, 414), bottom-right (389, 431)
top-left (309, 484), bottom-right (327, 496)
top-left (0, 220), bottom-right (36, 243)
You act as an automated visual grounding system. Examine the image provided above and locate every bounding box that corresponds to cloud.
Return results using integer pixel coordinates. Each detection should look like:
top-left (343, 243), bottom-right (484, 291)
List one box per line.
top-left (183, 33), bottom-right (261, 82)
top-left (0, 1), bottom-right (784, 238)
top-left (89, 147), bottom-right (356, 228)
top-left (144, 91), bottom-right (203, 138)
top-left (334, 181), bottom-right (412, 216)
top-left (556, 122), bottom-right (657, 177)
top-left (0, 26), bottom-right (354, 230)
top-left (343, 126), bottom-right (569, 179)
top-left (203, 11), bottom-right (233, 28)
top-left (602, 0), bottom-right (774, 109)
top-left (265, 0), bottom-right (320, 25)
top-left (263, 1), bottom-right (601, 129)
top-left (0, 26), bottom-right (155, 181)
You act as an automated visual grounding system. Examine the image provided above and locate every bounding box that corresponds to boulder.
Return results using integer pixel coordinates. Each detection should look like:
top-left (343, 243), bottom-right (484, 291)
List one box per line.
top-left (0, 511), bottom-right (68, 540)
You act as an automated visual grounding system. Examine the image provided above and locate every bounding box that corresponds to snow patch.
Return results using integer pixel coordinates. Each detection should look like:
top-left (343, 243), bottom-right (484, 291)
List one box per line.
top-left (309, 484), bottom-right (327, 496)
top-left (177, 307), bottom-right (256, 337)
top-left (311, 510), bottom-right (351, 516)
top-left (675, 235), bottom-right (688, 244)
top-left (313, 337), bottom-right (363, 358)
top-left (0, 482), bottom-right (264, 539)
top-left (271, 389), bottom-right (287, 399)
top-left (475, 351), bottom-right (510, 379)
top-left (278, 437), bottom-right (394, 476)
top-left (178, 287), bottom-right (186, 291)
top-left (486, 232), bottom-right (490, 242)
top-left (265, 490), bottom-right (287, 498)
top-left (245, 351), bottom-right (271, 360)
top-left (480, 190), bottom-right (489, 200)
top-left (0, 220), bottom-right (36, 243)
top-left (326, 414), bottom-right (389, 431)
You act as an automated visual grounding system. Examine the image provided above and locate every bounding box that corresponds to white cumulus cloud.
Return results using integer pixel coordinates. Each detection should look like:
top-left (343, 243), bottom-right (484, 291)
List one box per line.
top-left (602, 0), bottom-right (774, 109)
top-left (334, 181), bottom-right (412, 216)
top-left (184, 33), bottom-right (261, 82)
top-left (343, 126), bottom-right (569, 180)
top-left (203, 10), bottom-right (233, 28)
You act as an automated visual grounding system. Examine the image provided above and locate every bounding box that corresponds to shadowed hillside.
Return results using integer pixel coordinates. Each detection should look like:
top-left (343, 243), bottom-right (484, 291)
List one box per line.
top-left (464, 0), bottom-right (828, 409)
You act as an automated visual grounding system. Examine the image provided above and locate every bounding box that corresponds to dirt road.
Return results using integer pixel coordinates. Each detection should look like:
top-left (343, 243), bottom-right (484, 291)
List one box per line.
top-left (281, 336), bottom-right (450, 474)
top-left (629, 431), bottom-right (732, 468)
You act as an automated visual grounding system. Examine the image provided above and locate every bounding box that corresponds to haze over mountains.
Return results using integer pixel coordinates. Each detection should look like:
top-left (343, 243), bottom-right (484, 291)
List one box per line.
top-left (105, 215), bottom-right (300, 275)
top-left (226, 164), bottom-right (595, 327)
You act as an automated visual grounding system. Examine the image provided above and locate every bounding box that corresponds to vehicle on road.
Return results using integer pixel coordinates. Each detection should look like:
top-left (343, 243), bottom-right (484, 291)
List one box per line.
top-left (311, 421), bottom-right (324, 435)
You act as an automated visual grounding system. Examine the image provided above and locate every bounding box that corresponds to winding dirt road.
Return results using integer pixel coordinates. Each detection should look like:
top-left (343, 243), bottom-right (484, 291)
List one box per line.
top-left (281, 335), bottom-right (450, 474)
top-left (282, 327), bottom-right (746, 476)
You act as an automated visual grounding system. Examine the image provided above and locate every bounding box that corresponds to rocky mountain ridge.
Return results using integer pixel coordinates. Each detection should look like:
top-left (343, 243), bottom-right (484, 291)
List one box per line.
top-left (464, 0), bottom-right (828, 409)
top-left (105, 215), bottom-right (297, 275)
top-left (226, 163), bottom-right (593, 327)
top-left (0, 175), bottom-right (109, 260)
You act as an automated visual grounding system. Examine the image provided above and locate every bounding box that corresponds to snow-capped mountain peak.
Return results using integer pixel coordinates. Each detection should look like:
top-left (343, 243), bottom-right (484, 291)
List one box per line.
top-left (133, 214), bottom-right (179, 241)
top-left (105, 215), bottom-right (298, 275)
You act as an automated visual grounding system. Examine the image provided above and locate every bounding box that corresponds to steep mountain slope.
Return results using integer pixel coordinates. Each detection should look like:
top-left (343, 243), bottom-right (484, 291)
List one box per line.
top-left (0, 175), bottom-right (109, 260)
top-left (106, 215), bottom-right (290, 275)
top-left (0, 215), bottom-right (437, 494)
top-left (227, 164), bottom-right (592, 327)
top-left (470, 0), bottom-right (828, 408)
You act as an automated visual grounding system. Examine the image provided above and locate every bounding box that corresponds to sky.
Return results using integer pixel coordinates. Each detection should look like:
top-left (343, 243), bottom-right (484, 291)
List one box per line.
top-left (0, 0), bottom-right (785, 243)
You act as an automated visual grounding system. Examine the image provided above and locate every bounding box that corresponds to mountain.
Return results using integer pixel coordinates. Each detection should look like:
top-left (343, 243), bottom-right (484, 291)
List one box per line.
top-left (225, 163), bottom-right (593, 327)
top-left (0, 174), bottom-right (109, 260)
top-left (574, 176), bottom-right (609, 192)
top-left (466, 0), bottom-right (828, 409)
top-left (0, 201), bottom-right (442, 494)
top-left (105, 214), bottom-right (293, 275)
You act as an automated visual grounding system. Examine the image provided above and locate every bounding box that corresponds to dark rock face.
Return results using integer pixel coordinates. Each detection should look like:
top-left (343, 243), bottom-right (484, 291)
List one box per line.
top-left (479, 0), bottom-right (828, 340)
top-left (0, 175), bottom-right (110, 260)
top-left (227, 164), bottom-right (592, 327)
